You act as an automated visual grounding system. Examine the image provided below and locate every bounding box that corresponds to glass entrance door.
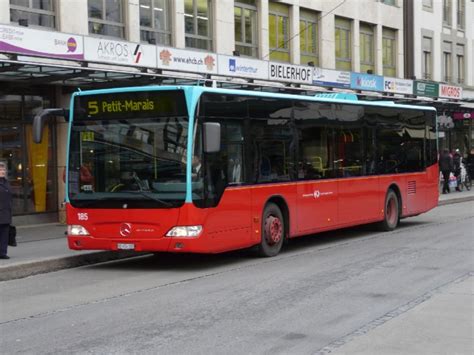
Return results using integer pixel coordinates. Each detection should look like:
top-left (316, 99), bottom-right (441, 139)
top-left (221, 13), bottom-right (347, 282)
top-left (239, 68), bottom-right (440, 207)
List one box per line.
top-left (0, 94), bottom-right (57, 216)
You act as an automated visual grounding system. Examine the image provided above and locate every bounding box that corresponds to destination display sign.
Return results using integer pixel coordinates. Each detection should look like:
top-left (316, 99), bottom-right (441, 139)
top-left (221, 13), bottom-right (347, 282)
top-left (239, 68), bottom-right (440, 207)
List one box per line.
top-left (75, 91), bottom-right (187, 119)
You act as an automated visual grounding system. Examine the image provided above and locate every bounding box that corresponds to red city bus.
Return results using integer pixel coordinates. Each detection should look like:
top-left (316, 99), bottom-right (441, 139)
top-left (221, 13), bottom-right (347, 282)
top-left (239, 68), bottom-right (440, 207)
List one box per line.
top-left (34, 86), bottom-right (439, 257)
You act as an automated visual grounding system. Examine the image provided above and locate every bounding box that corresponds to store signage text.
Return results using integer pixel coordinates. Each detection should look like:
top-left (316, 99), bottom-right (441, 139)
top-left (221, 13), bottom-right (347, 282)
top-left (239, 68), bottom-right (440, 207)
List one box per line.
top-left (439, 84), bottom-right (462, 99)
top-left (313, 68), bottom-right (350, 88)
top-left (269, 63), bottom-right (312, 83)
top-left (217, 55), bottom-right (268, 79)
top-left (350, 73), bottom-right (384, 91)
top-left (0, 24), bottom-right (84, 60)
top-left (383, 77), bottom-right (413, 94)
top-left (157, 46), bottom-right (217, 73)
top-left (414, 81), bottom-right (439, 97)
top-left (84, 38), bottom-right (156, 67)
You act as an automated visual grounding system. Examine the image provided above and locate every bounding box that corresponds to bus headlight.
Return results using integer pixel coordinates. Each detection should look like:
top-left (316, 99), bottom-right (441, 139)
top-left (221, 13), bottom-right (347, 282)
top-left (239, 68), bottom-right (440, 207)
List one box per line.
top-left (67, 225), bottom-right (90, 236)
top-left (166, 226), bottom-right (203, 238)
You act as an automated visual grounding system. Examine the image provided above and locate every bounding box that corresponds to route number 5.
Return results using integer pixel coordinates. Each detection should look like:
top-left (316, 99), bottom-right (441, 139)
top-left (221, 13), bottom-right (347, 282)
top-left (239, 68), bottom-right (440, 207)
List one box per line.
top-left (88, 101), bottom-right (99, 115)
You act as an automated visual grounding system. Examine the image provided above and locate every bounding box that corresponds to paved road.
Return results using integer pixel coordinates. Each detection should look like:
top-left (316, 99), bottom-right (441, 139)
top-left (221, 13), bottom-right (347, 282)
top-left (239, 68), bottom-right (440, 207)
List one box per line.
top-left (1, 202), bottom-right (473, 354)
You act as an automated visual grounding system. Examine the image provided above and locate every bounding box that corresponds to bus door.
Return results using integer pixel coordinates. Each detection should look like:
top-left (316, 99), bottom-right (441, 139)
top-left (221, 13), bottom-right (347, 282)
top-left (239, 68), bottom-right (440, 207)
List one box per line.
top-left (335, 127), bottom-right (380, 224)
top-left (295, 123), bottom-right (338, 233)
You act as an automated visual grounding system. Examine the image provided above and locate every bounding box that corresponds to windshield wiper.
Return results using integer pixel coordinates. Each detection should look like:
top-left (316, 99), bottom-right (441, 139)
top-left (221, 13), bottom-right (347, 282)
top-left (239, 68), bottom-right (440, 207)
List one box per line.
top-left (130, 191), bottom-right (174, 207)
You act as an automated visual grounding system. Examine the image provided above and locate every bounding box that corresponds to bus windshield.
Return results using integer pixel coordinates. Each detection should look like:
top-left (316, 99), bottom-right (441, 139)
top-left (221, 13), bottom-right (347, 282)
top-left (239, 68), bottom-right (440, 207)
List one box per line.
top-left (68, 90), bottom-right (189, 208)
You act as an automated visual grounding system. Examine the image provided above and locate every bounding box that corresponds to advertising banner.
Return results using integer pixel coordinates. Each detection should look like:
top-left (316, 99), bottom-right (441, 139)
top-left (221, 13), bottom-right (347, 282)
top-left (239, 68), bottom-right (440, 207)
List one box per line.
top-left (414, 81), bottom-right (439, 97)
top-left (383, 77), bottom-right (413, 95)
top-left (0, 24), bottom-right (84, 60)
top-left (268, 62), bottom-right (313, 84)
top-left (312, 68), bottom-right (350, 88)
top-left (350, 73), bottom-right (384, 91)
top-left (453, 112), bottom-right (473, 120)
top-left (217, 55), bottom-right (268, 80)
top-left (439, 84), bottom-right (463, 99)
top-left (157, 46), bottom-right (217, 74)
top-left (84, 37), bottom-right (156, 67)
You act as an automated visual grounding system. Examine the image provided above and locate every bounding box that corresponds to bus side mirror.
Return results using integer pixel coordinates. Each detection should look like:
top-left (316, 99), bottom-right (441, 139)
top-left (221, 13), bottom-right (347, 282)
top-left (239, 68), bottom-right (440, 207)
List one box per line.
top-left (33, 108), bottom-right (69, 143)
top-left (203, 122), bottom-right (221, 153)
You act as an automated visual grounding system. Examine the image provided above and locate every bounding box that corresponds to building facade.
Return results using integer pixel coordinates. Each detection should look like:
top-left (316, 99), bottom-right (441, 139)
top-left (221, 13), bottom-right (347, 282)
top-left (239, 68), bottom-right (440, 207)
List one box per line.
top-left (0, 0), bottom-right (469, 224)
top-left (406, 0), bottom-right (473, 154)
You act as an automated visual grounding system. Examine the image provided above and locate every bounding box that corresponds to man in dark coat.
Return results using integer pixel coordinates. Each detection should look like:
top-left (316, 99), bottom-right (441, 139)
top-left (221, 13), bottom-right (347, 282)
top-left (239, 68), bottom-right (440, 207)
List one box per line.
top-left (0, 161), bottom-right (13, 259)
top-left (439, 149), bottom-right (453, 194)
top-left (452, 149), bottom-right (462, 191)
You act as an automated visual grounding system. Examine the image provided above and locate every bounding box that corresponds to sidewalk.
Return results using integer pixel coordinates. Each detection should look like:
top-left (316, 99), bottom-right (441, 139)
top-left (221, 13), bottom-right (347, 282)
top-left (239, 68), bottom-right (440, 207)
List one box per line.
top-left (325, 274), bottom-right (474, 355)
top-left (1, 188), bottom-right (473, 282)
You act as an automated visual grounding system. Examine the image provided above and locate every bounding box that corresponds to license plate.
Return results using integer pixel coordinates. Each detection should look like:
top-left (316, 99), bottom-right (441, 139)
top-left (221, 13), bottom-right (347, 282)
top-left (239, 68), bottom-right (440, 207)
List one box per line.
top-left (117, 243), bottom-right (135, 250)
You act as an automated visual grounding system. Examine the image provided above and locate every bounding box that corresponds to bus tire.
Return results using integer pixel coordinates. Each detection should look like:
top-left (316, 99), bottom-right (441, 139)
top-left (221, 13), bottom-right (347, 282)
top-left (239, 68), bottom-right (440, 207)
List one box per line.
top-left (258, 203), bottom-right (285, 257)
top-left (379, 189), bottom-right (399, 231)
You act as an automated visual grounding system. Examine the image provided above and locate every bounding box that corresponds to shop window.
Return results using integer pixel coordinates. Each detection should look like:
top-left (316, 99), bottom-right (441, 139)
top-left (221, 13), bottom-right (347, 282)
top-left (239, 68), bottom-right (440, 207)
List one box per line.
top-left (88, 0), bottom-right (125, 38)
top-left (300, 9), bottom-right (319, 66)
top-left (184, 0), bottom-right (212, 50)
top-left (10, 0), bottom-right (56, 28)
top-left (269, 2), bottom-right (290, 62)
top-left (335, 17), bottom-right (351, 71)
top-left (139, 0), bottom-right (171, 45)
top-left (234, 1), bottom-right (258, 57)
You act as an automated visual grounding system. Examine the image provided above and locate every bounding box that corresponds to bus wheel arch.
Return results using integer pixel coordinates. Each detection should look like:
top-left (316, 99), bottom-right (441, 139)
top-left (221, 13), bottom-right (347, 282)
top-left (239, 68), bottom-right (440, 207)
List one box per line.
top-left (380, 185), bottom-right (401, 231)
top-left (258, 196), bottom-right (289, 257)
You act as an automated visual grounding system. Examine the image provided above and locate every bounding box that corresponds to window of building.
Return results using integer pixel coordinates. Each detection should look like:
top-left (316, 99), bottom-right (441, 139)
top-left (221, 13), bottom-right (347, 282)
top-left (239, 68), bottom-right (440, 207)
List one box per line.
top-left (456, 44), bottom-right (465, 84)
top-left (443, 0), bottom-right (452, 26)
top-left (422, 0), bottom-right (433, 10)
top-left (10, 0), bottom-right (55, 28)
top-left (300, 9), bottom-right (319, 66)
top-left (88, 0), bottom-right (125, 38)
top-left (335, 17), bottom-right (351, 71)
top-left (360, 23), bottom-right (375, 74)
top-left (457, 0), bottom-right (465, 29)
top-left (443, 41), bottom-right (452, 82)
top-left (139, 0), bottom-right (171, 45)
top-left (380, 0), bottom-right (396, 5)
top-left (422, 36), bottom-right (433, 80)
top-left (184, 0), bottom-right (212, 50)
top-left (382, 27), bottom-right (396, 77)
top-left (234, 1), bottom-right (258, 57)
top-left (269, 2), bottom-right (290, 62)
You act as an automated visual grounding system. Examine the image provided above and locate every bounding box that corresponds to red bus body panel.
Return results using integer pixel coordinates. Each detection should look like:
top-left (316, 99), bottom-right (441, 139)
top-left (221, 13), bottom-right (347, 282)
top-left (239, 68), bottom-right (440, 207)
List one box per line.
top-left (67, 165), bottom-right (439, 254)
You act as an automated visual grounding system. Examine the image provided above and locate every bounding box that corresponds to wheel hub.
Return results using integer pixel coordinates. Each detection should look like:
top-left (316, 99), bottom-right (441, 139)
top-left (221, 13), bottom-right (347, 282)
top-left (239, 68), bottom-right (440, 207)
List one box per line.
top-left (264, 215), bottom-right (282, 245)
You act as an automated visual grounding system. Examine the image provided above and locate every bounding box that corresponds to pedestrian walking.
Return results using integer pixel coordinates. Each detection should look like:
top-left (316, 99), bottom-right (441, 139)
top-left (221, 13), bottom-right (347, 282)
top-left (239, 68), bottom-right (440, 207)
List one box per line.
top-left (453, 149), bottom-right (462, 191)
top-left (0, 161), bottom-right (13, 259)
top-left (439, 149), bottom-right (453, 194)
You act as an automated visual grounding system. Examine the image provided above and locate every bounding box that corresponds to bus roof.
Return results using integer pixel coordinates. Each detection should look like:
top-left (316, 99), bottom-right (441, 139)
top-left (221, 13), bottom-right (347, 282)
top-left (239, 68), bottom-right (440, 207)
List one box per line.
top-left (73, 85), bottom-right (437, 112)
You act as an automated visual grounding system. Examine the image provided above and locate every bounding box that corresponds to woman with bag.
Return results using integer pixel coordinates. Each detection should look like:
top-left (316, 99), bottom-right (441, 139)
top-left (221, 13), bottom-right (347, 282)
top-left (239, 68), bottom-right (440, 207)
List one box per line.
top-left (0, 161), bottom-right (13, 259)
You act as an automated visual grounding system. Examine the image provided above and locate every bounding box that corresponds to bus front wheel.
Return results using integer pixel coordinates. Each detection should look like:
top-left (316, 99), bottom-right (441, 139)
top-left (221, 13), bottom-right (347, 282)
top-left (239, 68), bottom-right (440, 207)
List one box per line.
top-left (379, 190), bottom-right (400, 231)
top-left (258, 203), bottom-right (285, 257)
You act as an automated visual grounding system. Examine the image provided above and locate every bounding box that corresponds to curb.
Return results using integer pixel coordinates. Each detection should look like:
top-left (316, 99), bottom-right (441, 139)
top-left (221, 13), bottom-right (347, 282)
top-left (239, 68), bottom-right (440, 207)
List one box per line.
top-left (0, 250), bottom-right (148, 282)
top-left (438, 195), bottom-right (474, 206)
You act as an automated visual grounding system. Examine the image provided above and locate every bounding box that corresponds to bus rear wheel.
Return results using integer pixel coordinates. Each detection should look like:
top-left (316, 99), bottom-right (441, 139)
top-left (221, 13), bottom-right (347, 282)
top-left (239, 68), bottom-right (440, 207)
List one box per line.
top-left (258, 203), bottom-right (285, 257)
top-left (379, 190), bottom-right (399, 231)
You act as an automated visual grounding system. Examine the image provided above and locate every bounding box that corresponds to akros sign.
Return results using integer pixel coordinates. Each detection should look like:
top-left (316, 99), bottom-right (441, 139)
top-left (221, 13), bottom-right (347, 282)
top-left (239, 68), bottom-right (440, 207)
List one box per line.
top-left (84, 37), bottom-right (156, 67)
